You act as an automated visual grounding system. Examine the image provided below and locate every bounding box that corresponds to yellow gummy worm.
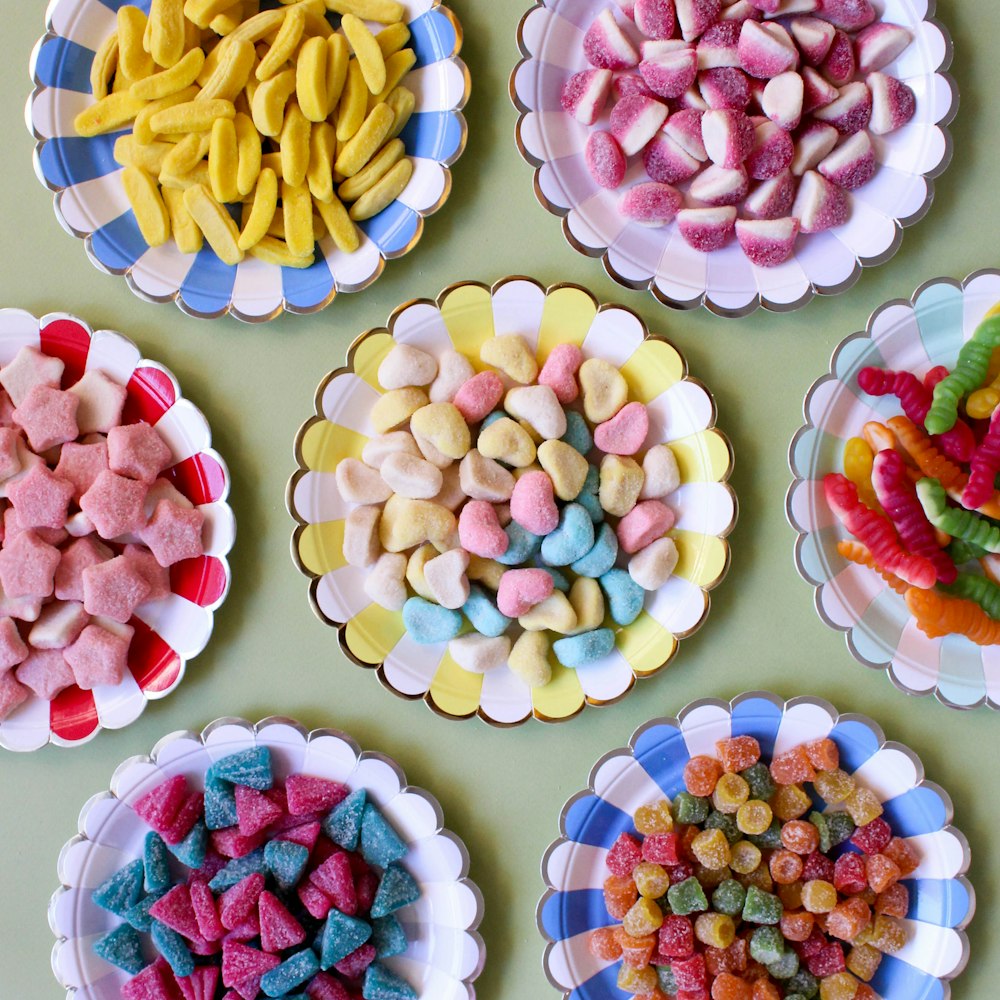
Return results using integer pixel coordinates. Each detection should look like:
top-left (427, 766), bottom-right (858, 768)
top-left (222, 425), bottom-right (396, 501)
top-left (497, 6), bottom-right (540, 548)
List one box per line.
top-left (131, 47), bottom-right (205, 100)
top-left (234, 112), bottom-right (262, 197)
top-left (114, 136), bottom-right (174, 174)
top-left (122, 166), bottom-right (171, 246)
top-left (197, 38), bottom-right (255, 102)
top-left (150, 99), bottom-right (235, 134)
top-left (183, 0), bottom-right (236, 29)
top-left (149, 0), bottom-right (186, 68)
top-left (162, 186), bottom-right (203, 253)
top-left (336, 60), bottom-right (367, 141)
top-left (281, 179), bottom-right (314, 257)
top-left (90, 33), bottom-right (119, 101)
top-left (237, 166), bottom-right (278, 249)
top-left (280, 101), bottom-right (312, 187)
top-left (315, 195), bottom-right (359, 253)
top-left (74, 90), bottom-right (148, 137)
top-left (349, 156), bottom-right (411, 220)
top-left (251, 68), bottom-right (297, 137)
top-left (384, 85), bottom-right (415, 139)
top-left (256, 5), bottom-right (306, 81)
top-left (967, 385), bottom-right (1000, 421)
top-left (341, 14), bottom-right (387, 95)
top-left (337, 137), bottom-right (403, 201)
top-left (334, 102), bottom-right (394, 178)
top-left (209, 117), bottom-right (240, 203)
top-left (376, 22), bottom-right (410, 59)
top-left (183, 183), bottom-right (244, 264)
top-left (325, 34), bottom-right (349, 117)
top-left (131, 85), bottom-right (199, 144)
top-left (117, 7), bottom-right (154, 81)
top-left (306, 122), bottom-right (336, 203)
top-left (369, 47), bottom-right (415, 109)
top-left (159, 161), bottom-right (211, 191)
top-left (296, 35), bottom-right (329, 122)
top-left (324, 0), bottom-right (405, 24)
top-left (161, 130), bottom-right (211, 177)
top-left (842, 437), bottom-right (880, 513)
top-left (248, 235), bottom-right (315, 268)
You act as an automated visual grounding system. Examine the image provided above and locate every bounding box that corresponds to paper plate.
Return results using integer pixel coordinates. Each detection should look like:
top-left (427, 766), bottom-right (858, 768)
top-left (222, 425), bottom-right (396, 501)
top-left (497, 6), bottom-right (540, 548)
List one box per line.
top-left (788, 269), bottom-right (1000, 709)
top-left (539, 691), bottom-right (974, 1000)
top-left (510, 0), bottom-right (957, 316)
top-left (27, 1), bottom-right (469, 322)
top-left (288, 276), bottom-right (736, 725)
top-left (49, 716), bottom-right (486, 1000)
top-left (0, 310), bottom-right (235, 751)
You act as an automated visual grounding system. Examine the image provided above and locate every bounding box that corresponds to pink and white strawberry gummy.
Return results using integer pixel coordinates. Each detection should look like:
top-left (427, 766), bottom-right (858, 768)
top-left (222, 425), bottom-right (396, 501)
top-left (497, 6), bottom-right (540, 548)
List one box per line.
top-left (0, 345), bottom-right (205, 723)
top-left (562, 0), bottom-right (917, 266)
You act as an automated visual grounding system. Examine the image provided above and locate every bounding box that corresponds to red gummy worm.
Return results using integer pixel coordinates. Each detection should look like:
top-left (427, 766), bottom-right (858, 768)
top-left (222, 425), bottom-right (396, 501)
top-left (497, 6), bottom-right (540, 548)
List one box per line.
top-left (871, 449), bottom-right (957, 584)
top-left (963, 406), bottom-right (1000, 510)
top-left (924, 365), bottom-right (950, 390)
top-left (823, 473), bottom-right (937, 589)
top-left (858, 366), bottom-right (975, 462)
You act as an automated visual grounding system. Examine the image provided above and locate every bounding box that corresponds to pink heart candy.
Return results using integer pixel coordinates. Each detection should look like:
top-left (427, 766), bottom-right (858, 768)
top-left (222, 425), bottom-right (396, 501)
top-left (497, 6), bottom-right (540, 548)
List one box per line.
top-left (458, 500), bottom-right (508, 559)
top-left (593, 402), bottom-right (650, 455)
top-left (510, 471), bottom-right (560, 536)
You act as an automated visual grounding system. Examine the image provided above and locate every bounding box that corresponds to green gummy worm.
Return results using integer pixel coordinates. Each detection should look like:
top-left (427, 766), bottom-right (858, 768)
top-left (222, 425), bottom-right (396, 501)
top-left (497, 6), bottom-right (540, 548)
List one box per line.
top-left (925, 314), bottom-right (1000, 435)
top-left (916, 477), bottom-right (1000, 553)
top-left (944, 572), bottom-right (1000, 620)
top-left (947, 537), bottom-right (988, 564)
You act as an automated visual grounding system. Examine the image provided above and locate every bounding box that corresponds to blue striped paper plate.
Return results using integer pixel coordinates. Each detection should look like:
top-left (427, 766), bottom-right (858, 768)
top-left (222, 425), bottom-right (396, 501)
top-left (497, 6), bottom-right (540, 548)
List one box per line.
top-left (539, 692), bottom-right (973, 1000)
top-left (27, 0), bottom-right (469, 322)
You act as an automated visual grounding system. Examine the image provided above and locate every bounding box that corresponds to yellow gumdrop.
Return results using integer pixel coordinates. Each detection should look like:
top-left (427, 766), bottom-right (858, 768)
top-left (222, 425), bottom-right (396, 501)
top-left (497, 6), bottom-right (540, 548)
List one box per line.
top-left (405, 544), bottom-right (438, 601)
top-left (712, 772), bottom-right (750, 814)
top-left (845, 786), bottom-right (883, 826)
top-left (567, 577), bottom-right (605, 634)
top-left (519, 592), bottom-right (578, 634)
top-left (691, 828), bottom-right (731, 870)
top-left (378, 495), bottom-right (456, 552)
top-left (771, 783), bottom-right (812, 821)
top-left (537, 439), bottom-right (589, 500)
top-left (599, 455), bottom-right (643, 517)
top-left (633, 861), bottom-right (670, 899)
top-left (694, 912), bottom-right (736, 949)
top-left (409, 403), bottom-right (471, 460)
top-left (477, 417), bottom-right (537, 468)
top-left (729, 840), bottom-right (762, 875)
top-left (634, 799), bottom-right (673, 835)
top-left (736, 799), bottom-right (773, 836)
top-left (467, 555), bottom-right (505, 591)
top-left (622, 897), bottom-right (663, 937)
top-left (370, 387), bottom-right (429, 434)
top-left (480, 334), bottom-right (539, 385)
top-left (813, 768), bottom-right (855, 804)
top-left (580, 358), bottom-right (629, 423)
top-left (508, 630), bottom-right (551, 688)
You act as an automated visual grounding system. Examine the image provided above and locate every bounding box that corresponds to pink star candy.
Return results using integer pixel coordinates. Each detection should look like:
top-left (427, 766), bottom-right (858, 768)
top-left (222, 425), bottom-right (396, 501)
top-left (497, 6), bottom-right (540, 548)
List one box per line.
top-left (0, 427), bottom-right (20, 482)
top-left (3, 505), bottom-right (68, 547)
top-left (12, 384), bottom-right (79, 452)
top-left (69, 370), bottom-right (128, 434)
top-left (0, 587), bottom-right (42, 623)
top-left (55, 439), bottom-right (109, 500)
top-left (8, 465), bottom-right (74, 529)
top-left (108, 423), bottom-right (172, 483)
top-left (0, 530), bottom-right (60, 598)
top-left (28, 600), bottom-right (89, 650)
top-left (63, 622), bottom-right (133, 690)
top-left (142, 500), bottom-right (205, 567)
top-left (0, 669), bottom-right (28, 721)
top-left (0, 616), bottom-right (28, 671)
top-left (15, 647), bottom-right (76, 700)
top-left (123, 544), bottom-right (171, 602)
top-left (80, 470), bottom-right (149, 539)
top-left (82, 555), bottom-right (151, 622)
top-left (55, 536), bottom-right (113, 602)
top-left (0, 440), bottom-right (42, 501)
top-left (0, 345), bottom-right (64, 407)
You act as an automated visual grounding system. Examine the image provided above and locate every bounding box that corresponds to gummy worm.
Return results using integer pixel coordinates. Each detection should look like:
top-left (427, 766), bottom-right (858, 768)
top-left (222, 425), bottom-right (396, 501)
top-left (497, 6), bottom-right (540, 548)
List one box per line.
top-left (963, 405), bottom-right (1000, 510)
top-left (926, 313), bottom-right (1000, 435)
top-left (944, 572), bottom-right (1000, 620)
top-left (965, 346), bottom-right (1000, 418)
top-left (824, 473), bottom-right (937, 589)
top-left (887, 416), bottom-right (963, 489)
top-left (872, 449), bottom-right (956, 584)
top-left (862, 420), bottom-right (897, 456)
top-left (924, 365), bottom-right (950, 390)
top-left (836, 539), bottom-right (908, 595)
top-left (916, 477), bottom-right (1000, 553)
top-left (842, 437), bottom-right (880, 513)
top-left (947, 537), bottom-right (988, 564)
top-left (905, 586), bottom-right (1000, 644)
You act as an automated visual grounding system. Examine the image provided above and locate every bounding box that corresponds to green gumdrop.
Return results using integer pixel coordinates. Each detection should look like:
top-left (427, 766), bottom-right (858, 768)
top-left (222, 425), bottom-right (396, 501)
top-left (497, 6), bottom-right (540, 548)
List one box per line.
top-left (749, 924), bottom-right (784, 965)
top-left (711, 879), bottom-right (746, 917)
top-left (666, 876), bottom-right (708, 916)
top-left (742, 885), bottom-right (782, 925)
top-left (740, 762), bottom-right (776, 801)
top-left (672, 792), bottom-right (709, 825)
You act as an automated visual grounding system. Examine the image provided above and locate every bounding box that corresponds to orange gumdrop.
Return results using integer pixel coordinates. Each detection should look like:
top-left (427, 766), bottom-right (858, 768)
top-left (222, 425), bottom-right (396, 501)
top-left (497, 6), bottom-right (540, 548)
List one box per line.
top-left (711, 971), bottom-right (752, 1000)
top-left (684, 755), bottom-right (723, 796)
top-left (603, 874), bottom-right (638, 919)
top-left (804, 737), bottom-right (840, 771)
top-left (588, 926), bottom-right (622, 961)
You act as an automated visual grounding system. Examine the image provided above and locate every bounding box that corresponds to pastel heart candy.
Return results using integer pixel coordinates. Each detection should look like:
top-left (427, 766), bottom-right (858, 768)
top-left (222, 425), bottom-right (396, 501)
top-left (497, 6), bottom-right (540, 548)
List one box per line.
top-left (540, 503), bottom-right (596, 566)
top-left (594, 402), bottom-right (650, 456)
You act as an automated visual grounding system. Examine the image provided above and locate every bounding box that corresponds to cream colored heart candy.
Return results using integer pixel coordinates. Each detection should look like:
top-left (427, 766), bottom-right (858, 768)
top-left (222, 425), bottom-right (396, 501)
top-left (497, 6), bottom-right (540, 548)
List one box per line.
top-left (629, 536), bottom-right (679, 590)
top-left (448, 632), bottom-right (511, 674)
top-left (370, 386), bottom-right (428, 433)
top-left (599, 454), bottom-right (644, 517)
top-left (507, 630), bottom-right (552, 687)
top-left (335, 457), bottom-right (393, 504)
top-left (361, 430), bottom-right (419, 469)
top-left (431, 464), bottom-right (465, 510)
top-left (379, 451), bottom-right (443, 499)
top-left (480, 333), bottom-right (539, 384)
top-left (579, 357), bottom-right (629, 423)
top-left (504, 385), bottom-right (567, 440)
top-left (429, 348), bottom-right (475, 403)
top-left (409, 402), bottom-right (471, 460)
top-left (343, 504), bottom-right (381, 567)
top-left (377, 343), bottom-right (438, 390)
top-left (639, 443), bottom-right (681, 499)
top-left (518, 591), bottom-right (578, 634)
top-left (459, 449), bottom-right (515, 502)
top-left (363, 551), bottom-right (408, 610)
top-left (378, 494), bottom-right (456, 551)
top-left (423, 547), bottom-right (470, 609)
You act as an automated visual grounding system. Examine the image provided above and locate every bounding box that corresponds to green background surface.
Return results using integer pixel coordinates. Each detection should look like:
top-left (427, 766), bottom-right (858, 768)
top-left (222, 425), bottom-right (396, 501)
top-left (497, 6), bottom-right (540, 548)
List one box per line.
top-left (1, 1), bottom-right (998, 997)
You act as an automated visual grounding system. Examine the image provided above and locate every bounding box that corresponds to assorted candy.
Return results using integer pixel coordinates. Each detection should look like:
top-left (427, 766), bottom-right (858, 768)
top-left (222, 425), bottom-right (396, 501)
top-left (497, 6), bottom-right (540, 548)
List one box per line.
top-left (563, 1), bottom-right (917, 266)
top-left (827, 307), bottom-right (1000, 646)
top-left (590, 734), bottom-right (916, 1000)
top-left (0, 346), bottom-right (204, 723)
top-left (77, 0), bottom-right (418, 268)
top-left (90, 746), bottom-right (419, 1000)
top-left (335, 336), bottom-right (686, 685)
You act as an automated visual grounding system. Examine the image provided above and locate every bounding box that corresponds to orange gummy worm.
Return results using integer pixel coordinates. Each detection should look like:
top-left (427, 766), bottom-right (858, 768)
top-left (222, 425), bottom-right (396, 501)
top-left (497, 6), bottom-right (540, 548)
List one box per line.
top-left (837, 540), bottom-right (908, 595)
top-left (862, 421), bottom-right (897, 456)
top-left (905, 587), bottom-right (1000, 644)
top-left (887, 416), bottom-right (963, 488)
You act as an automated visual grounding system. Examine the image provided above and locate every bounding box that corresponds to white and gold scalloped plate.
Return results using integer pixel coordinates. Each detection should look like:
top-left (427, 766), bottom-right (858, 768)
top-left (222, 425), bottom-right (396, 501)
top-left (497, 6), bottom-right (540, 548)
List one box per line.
top-left (288, 276), bottom-right (737, 725)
